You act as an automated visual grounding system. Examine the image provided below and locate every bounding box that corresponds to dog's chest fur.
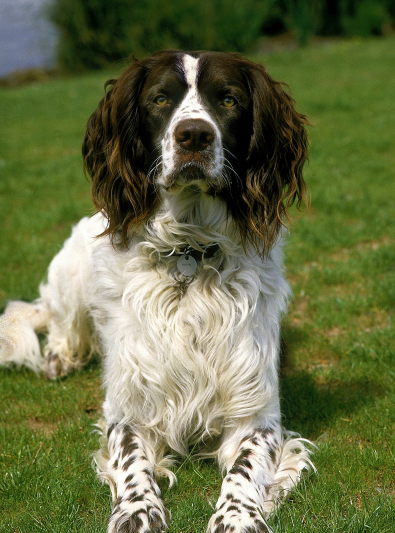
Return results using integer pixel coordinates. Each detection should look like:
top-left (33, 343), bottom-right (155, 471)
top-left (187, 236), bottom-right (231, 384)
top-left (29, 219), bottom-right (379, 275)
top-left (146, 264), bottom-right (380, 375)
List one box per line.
top-left (91, 216), bottom-right (287, 453)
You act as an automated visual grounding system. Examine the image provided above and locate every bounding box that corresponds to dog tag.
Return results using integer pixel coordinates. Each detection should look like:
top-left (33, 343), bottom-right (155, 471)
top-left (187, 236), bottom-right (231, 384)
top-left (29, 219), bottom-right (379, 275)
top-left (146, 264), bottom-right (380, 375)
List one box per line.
top-left (177, 254), bottom-right (197, 277)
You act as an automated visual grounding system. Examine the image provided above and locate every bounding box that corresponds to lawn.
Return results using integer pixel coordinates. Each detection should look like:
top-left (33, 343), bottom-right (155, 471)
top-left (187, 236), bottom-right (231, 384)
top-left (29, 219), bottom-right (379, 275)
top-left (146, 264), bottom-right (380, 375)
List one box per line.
top-left (0, 37), bottom-right (394, 532)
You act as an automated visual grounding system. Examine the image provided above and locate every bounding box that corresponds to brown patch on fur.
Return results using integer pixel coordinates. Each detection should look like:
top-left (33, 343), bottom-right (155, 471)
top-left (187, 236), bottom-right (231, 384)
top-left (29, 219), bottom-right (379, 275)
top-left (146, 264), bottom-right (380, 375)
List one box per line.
top-left (83, 57), bottom-right (159, 247)
top-left (234, 59), bottom-right (309, 257)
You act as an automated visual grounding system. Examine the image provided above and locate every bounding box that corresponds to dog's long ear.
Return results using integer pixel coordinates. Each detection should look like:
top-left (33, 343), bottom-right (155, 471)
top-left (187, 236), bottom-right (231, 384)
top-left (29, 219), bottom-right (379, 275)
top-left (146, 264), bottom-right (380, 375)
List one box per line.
top-left (83, 58), bottom-right (157, 245)
top-left (235, 61), bottom-right (309, 257)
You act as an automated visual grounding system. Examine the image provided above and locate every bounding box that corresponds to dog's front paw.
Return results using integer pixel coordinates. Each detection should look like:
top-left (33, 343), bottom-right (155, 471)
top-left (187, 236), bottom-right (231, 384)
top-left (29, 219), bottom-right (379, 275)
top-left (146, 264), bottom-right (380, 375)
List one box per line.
top-left (207, 503), bottom-right (271, 533)
top-left (108, 498), bottom-right (168, 533)
top-left (44, 352), bottom-right (73, 380)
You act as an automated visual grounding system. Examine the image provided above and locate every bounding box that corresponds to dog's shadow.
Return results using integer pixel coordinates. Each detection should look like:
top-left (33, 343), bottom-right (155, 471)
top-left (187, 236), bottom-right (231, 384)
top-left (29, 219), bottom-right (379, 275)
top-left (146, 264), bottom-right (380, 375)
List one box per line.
top-left (279, 333), bottom-right (384, 440)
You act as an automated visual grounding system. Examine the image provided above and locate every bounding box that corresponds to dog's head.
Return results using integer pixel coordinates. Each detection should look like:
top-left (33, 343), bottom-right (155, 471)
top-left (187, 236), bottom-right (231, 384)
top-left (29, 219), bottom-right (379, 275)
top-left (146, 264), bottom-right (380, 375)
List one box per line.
top-left (83, 50), bottom-right (309, 255)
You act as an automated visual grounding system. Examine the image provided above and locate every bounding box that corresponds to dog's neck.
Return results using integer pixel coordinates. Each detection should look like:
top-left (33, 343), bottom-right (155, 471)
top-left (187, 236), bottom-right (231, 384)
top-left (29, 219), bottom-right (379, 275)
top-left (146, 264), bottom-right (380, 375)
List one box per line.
top-left (142, 185), bottom-right (242, 257)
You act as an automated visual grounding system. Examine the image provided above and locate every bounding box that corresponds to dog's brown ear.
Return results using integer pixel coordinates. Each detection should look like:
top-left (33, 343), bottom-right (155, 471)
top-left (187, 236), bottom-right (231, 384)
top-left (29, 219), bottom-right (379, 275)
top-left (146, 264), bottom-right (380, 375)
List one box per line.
top-left (234, 60), bottom-right (309, 257)
top-left (83, 58), bottom-right (157, 245)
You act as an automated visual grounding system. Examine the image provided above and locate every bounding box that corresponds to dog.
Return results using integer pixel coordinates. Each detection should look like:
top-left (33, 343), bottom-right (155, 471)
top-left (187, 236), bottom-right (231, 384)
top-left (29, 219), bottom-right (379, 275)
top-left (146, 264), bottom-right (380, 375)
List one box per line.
top-left (0, 50), bottom-right (314, 533)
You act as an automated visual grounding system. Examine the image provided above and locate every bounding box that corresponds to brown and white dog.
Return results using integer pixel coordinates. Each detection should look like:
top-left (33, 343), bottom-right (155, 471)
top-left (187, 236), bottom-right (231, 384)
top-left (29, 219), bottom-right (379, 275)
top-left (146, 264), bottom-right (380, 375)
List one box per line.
top-left (0, 50), bottom-right (314, 533)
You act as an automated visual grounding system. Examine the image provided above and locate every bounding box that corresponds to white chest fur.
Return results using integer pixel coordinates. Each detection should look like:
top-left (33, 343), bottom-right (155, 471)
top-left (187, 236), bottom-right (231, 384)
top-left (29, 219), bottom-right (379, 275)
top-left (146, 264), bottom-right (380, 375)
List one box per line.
top-left (91, 230), bottom-right (289, 454)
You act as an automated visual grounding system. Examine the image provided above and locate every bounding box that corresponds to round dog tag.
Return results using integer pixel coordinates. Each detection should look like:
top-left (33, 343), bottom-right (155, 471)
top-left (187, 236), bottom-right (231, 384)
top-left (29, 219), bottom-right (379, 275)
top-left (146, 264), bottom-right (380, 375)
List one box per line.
top-left (177, 254), bottom-right (197, 277)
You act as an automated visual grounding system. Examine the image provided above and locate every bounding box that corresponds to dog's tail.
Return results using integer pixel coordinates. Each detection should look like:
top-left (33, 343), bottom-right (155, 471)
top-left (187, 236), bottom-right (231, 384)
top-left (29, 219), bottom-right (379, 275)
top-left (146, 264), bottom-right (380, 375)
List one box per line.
top-left (0, 300), bottom-right (51, 372)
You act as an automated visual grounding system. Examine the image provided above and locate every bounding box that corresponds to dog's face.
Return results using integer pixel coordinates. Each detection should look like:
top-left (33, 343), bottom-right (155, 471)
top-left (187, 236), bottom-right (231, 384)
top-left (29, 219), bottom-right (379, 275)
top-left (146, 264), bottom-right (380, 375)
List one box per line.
top-left (138, 52), bottom-right (253, 193)
top-left (83, 50), bottom-right (309, 255)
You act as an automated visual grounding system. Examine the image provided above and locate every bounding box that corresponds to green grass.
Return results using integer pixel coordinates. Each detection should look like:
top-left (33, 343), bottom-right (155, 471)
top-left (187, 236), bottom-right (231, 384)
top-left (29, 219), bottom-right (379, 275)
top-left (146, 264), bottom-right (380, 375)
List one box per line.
top-left (1, 37), bottom-right (394, 532)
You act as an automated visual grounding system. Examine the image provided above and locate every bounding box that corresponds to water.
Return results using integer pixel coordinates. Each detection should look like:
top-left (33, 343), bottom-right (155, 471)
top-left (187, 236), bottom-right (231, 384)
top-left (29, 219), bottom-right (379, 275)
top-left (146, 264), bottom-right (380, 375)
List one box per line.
top-left (0, 0), bottom-right (58, 77)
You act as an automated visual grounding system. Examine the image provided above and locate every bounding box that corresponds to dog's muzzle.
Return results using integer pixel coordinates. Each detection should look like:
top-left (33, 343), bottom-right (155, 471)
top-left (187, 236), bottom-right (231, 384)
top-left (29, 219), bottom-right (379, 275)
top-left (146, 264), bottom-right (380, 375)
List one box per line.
top-left (159, 115), bottom-right (224, 191)
top-left (173, 119), bottom-right (220, 186)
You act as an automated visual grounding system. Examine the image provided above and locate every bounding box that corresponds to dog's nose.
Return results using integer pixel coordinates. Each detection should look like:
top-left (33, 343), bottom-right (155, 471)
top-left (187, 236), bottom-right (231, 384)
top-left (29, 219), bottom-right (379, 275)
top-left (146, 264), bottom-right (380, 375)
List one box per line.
top-left (174, 119), bottom-right (215, 152)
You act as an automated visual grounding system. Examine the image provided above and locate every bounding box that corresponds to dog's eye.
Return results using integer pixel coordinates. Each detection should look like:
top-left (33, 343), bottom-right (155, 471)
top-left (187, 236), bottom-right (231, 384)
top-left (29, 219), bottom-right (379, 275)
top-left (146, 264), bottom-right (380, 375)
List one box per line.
top-left (154, 95), bottom-right (168, 106)
top-left (222, 96), bottom-right (236, 108)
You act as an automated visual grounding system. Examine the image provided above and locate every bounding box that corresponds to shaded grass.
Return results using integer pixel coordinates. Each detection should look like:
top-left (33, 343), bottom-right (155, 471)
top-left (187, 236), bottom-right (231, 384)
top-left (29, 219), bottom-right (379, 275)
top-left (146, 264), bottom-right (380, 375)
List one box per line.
top-left (1, 37), bottom-right (394, 531)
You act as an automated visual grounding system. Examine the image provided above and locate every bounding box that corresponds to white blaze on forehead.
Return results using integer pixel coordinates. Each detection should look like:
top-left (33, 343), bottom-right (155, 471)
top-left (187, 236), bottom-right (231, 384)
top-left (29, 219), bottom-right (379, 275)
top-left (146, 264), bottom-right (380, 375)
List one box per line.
top-left (178, 54), bottom-right (202, 116)
top-left (183, 54), bottom-right (199, 89)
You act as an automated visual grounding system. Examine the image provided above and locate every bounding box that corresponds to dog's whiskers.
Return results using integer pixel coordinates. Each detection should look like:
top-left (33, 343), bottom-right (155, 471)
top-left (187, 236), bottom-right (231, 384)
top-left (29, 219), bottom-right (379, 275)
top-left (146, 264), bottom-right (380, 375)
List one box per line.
top-left (147, 154), bottom-right (163, 193)
top-left (147, 155), bottom-right (163, 179)
top-left (223, 147), bottom-right (239, 162)
top-left (222, 156), bottom-right (243, 190)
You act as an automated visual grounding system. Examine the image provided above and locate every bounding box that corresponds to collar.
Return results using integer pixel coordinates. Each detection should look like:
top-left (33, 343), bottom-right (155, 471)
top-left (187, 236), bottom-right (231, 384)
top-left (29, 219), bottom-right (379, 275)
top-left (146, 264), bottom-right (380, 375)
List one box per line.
top-left (176, 243), bottom-right (220, 262)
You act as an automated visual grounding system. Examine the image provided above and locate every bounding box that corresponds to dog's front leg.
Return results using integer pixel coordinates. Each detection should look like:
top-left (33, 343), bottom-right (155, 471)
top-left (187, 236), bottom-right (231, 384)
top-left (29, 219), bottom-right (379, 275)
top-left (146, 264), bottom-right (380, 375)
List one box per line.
top-left (105, 424), bottom-right (167, 533)
top-left (208, 422), bottom-right (311, 533)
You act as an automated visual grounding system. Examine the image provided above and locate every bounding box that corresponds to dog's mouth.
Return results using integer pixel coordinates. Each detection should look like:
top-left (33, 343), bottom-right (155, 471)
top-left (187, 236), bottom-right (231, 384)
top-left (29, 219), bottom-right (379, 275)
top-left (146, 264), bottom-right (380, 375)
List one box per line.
top-left (179, 160), bottom-right (209, 181)
top-left (162, 161), bottom-right (207, 190)
top-left (163, 158), bottom-right (224, 194)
